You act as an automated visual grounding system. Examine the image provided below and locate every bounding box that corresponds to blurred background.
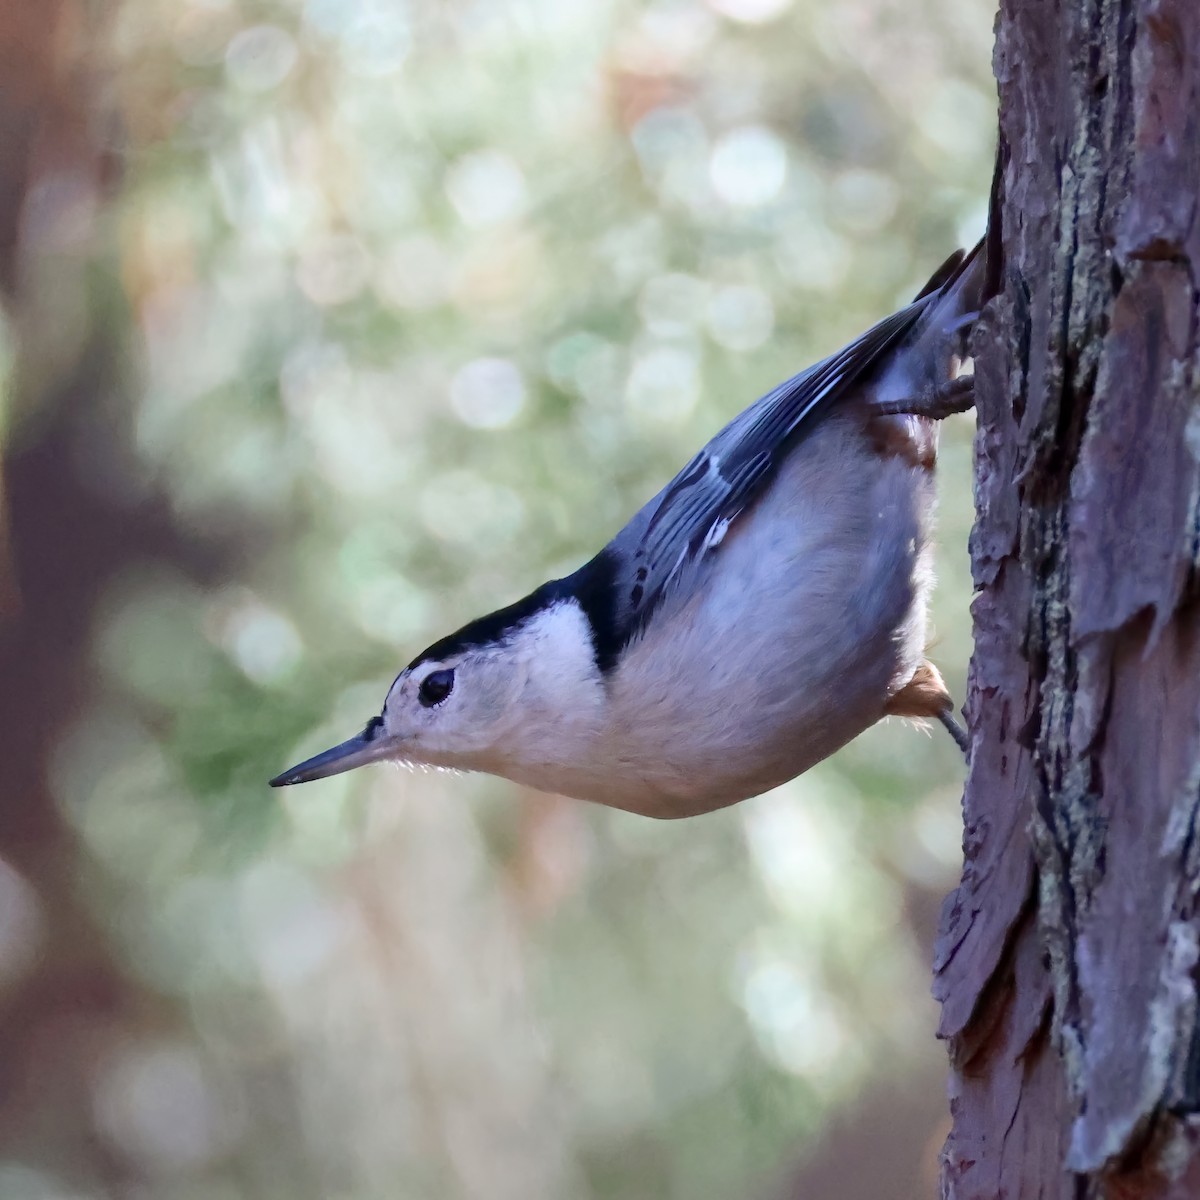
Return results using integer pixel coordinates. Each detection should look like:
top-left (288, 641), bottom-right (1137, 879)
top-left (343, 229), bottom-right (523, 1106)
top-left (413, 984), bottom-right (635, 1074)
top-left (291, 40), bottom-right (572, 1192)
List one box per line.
top-left (0, 0), bottom-right (994, 1197)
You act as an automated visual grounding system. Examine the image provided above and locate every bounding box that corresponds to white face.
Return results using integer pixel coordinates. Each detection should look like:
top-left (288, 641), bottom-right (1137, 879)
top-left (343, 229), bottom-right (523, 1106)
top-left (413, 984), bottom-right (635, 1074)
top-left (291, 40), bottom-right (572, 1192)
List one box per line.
top-left (269, 599), bottom-right (606, 790)
top-left (377, 644), bottom-right (531, 769)
top-left (379, 599), bottom-right (607, 779)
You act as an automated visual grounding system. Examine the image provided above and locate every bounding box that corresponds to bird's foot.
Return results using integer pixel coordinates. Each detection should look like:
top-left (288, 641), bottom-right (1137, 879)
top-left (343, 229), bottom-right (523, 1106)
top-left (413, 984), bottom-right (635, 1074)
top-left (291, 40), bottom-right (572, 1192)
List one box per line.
top-left (876, 374), bottom-right (975, 420)
top-left (936, 708), bottom-right (970, 755)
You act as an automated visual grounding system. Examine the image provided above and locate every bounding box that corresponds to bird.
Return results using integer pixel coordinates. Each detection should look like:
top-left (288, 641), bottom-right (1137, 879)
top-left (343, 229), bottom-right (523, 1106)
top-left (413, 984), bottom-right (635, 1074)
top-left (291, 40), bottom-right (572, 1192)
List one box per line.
top-left (271, 241), bottom-right (985, 819)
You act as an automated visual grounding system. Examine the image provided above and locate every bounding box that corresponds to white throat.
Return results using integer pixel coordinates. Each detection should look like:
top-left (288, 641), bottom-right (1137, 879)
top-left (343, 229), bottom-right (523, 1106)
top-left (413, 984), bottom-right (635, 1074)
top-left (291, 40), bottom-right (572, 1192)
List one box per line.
top-left (486, 598), bottom-right (608, 783)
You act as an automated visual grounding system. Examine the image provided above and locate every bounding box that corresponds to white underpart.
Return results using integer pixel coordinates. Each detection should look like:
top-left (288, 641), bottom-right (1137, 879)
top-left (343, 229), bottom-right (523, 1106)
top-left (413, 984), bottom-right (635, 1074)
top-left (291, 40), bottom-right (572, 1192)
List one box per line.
top-left (569, 412), bottom-right (935, 818)
top-left (493, 600), bottom-right (607, 772)
top-left (519, 601), bottom-right (602, 703)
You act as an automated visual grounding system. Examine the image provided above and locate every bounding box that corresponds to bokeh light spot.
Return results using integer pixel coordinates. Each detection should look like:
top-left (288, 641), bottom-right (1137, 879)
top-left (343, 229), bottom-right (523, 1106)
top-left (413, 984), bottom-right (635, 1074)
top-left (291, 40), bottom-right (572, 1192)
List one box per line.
top-left (95, 571), bottom-right (215, 707)
top-left (297, 234), bottom-right (372, 306)
top-left (0, 858), bottom-right (43, 989)
top-left (207, 591), bottom-right (303, 685)
top-left (445, 150), bottom-right (528, 228)
top-left (337, 0), bottom-right (412, 77)
top-left (0, 1164), bottom-right (91, 1200)
top-left (709, 126), bottom-right (787, 208)
top-left (778, 222), bottom-right (852, 290)
top-left (631, 107), bottom-right (709, 179)
top-left (450, 358), bottom-right (526, 430)
top-left (93, 1041), bottom-right (242, 1171)
top-left (706, 285), bottom-right (774, 352)
top-left (545, 332), bottom-right (625, 406)
top-left (239, 862), bottom-right (350, 990)
top-left (707, 0), bottom-right (795, 24)
top-left (625, 347), bottom-right (700, 425)
top-left (830, 168), bottom-right (900, 234)
top-left (353, 573), bottom-right (432, 647)
top-left (420, 471), bottom-right (525, 546)
top-left (638, 273), bottom-right (710, 337)
top-left (740, 956), bottom-right (846, 1081)
top-left (225, 25), bottom-right (298, 92)
top-left (375, 234), bottom-right (451, 311)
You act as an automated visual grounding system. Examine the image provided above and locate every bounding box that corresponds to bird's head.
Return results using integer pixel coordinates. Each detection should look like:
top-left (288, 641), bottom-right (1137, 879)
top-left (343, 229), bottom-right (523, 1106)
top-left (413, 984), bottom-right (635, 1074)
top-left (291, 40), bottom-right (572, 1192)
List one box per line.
top-left (269, 592), bottom-right (603, 788)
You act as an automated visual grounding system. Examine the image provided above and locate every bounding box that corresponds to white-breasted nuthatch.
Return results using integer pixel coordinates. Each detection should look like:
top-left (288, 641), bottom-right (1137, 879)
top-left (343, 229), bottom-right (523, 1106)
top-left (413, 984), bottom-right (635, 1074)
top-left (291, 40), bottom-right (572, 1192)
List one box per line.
top-left (271, 242), bottom-right (984, 818)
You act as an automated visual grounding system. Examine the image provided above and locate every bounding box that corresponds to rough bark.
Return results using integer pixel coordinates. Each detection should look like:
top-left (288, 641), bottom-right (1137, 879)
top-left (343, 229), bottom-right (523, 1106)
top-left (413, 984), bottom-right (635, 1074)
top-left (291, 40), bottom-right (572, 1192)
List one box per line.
top-left (934, 0), bottom-right (1200, 1196)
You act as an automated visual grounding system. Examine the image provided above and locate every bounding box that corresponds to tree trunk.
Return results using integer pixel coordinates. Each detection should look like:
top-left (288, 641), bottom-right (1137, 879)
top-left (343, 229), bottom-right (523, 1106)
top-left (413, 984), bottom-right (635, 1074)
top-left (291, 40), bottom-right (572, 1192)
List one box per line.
top-left (934, 0), bottom-right (1200, 1196)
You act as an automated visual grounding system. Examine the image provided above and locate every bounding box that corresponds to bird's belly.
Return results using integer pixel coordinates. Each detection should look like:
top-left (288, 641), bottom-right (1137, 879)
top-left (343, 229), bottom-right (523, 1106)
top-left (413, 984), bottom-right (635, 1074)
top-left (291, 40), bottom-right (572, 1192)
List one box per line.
top-left (588, 418), bottom-right (935, 818)
top-left (582, 666), bottom-right (893, 818)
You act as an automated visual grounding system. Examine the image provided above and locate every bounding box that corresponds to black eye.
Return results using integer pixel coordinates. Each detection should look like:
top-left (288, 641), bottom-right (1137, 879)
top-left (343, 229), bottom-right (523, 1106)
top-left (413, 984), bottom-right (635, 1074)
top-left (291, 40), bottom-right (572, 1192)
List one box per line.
top-left (418, 668), bottom-right (455, 708)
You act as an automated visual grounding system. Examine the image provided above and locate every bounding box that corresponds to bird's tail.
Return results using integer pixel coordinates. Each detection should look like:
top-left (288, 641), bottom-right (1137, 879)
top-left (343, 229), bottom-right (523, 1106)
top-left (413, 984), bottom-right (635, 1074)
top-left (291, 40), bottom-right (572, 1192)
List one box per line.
top-left (912, 133), bottom-right (1004, 347)
top-left (871, 142), bottom-right (1003, 414)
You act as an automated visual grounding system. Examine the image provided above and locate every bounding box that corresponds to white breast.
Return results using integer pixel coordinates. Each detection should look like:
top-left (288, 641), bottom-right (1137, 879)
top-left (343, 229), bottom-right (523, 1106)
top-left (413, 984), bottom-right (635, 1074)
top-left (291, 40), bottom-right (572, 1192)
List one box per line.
top-left (470, 412), bottom-right (936, 818)
top-left (586, 411), bottom-right (935, 817)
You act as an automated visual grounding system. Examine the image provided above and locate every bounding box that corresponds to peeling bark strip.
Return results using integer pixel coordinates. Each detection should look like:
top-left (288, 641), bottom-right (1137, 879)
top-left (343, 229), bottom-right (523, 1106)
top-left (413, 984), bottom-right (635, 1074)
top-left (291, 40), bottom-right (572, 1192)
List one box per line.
top-left (934, 0), bottom-right (1200, 1196)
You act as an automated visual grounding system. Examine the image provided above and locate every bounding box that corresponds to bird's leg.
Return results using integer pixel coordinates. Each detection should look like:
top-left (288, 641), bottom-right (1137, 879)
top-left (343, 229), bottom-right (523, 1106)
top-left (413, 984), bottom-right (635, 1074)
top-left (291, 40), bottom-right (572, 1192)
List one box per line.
top-left (936, 709), bottom-right (970, 754)
top-left (885, 660), bottom-right (970, 759)
top-left (875, 374), bottom-right (975, 420)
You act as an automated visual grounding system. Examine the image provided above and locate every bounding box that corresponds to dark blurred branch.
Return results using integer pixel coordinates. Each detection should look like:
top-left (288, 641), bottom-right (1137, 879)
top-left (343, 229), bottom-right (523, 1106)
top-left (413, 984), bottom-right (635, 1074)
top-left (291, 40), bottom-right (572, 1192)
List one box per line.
top-left (0, 0), bottom-right (64, 294)
top-left (0, 0), bottom-right (68, 620)
top-left (0, 4), bottom-right (194, 1191)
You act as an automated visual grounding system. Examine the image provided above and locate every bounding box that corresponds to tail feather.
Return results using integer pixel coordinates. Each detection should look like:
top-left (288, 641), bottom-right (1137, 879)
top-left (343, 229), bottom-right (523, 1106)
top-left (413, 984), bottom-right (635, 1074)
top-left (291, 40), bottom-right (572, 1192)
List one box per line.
top-left (984, 134), bottom-right (1006, 306)
top-left (868, 239), bottom-right (985, 415)
top-left (910, 134), bottom-right (1004, 341)
top-left (912, 247), bottom-right (967, 302)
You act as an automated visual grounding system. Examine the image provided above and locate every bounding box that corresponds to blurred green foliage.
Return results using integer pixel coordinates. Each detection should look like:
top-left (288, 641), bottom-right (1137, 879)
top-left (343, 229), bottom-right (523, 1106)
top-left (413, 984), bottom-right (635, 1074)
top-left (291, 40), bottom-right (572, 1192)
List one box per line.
top-left (6, 0), bottom-right (994, 1196)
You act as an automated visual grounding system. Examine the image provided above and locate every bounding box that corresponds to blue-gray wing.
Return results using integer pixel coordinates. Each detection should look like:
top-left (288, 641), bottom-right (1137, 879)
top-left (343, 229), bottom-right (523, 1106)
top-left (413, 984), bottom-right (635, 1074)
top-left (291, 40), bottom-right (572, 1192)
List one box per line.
top-left (617, 298), bottom-right (927, 629)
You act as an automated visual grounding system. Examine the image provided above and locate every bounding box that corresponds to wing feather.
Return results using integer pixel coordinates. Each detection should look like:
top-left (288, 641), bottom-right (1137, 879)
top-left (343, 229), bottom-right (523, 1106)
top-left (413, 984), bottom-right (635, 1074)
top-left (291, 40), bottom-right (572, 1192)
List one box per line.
top-left (621, 298), bottom-right (926, 629)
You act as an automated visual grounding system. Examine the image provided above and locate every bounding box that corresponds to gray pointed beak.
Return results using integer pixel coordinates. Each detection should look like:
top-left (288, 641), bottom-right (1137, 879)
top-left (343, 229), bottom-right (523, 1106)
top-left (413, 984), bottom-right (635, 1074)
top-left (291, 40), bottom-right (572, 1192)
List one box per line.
top-left (270, 720), bottom-right (389, 787)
